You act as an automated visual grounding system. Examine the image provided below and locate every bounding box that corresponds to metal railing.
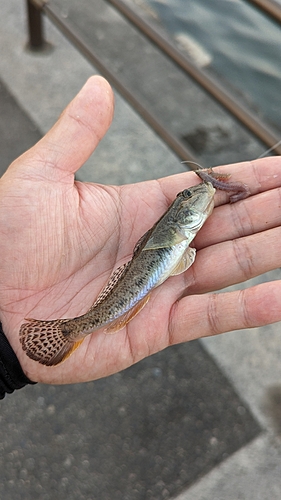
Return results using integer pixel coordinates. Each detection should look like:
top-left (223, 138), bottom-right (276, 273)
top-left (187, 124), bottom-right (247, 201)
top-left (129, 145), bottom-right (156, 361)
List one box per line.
top-left (26, 0), bottom-right (281, 159)
top-left (247, 0), bottom-right (281, 25)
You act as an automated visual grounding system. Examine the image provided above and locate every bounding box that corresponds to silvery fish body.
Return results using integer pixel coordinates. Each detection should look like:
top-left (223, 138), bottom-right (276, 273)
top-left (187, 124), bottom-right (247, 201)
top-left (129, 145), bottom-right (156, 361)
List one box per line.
top-left (19, 181), bottom-right (215, 366)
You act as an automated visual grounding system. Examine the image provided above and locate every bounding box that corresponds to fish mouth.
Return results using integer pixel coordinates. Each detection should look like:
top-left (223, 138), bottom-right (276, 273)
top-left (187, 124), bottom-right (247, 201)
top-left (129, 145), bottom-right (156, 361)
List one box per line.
top-left (195, 182), bottom-right (215, 216)
top-left (205, 181), bottom-right (216, 197)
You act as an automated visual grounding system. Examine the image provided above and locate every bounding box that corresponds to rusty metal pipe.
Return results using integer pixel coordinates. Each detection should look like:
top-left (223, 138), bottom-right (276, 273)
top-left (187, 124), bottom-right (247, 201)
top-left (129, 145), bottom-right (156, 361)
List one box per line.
top-left (27, 0), bottom-right (281, 157)
top-left (246, 0), bottom-right (281, 25)
top-left (41, 2), bottom-right (198, 163)
top-left (105, 0), bottom-right (281, 155)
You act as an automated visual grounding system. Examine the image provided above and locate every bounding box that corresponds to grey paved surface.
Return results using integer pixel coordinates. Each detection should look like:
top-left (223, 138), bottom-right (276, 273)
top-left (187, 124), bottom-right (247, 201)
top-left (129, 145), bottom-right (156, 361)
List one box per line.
top-left (1, 75), bottom-right (260, 498)
top-left (0, 80), bottom-right (41, 175)
top-left (1, 1), bottom-right (281, 499)
top-left (0, 339), bottom-right (260, 500)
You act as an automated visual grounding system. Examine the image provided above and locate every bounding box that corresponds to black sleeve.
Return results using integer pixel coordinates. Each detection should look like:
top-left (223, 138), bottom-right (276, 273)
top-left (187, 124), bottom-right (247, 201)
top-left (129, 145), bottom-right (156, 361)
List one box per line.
top-left (0, 322), bottom-right (36, 399)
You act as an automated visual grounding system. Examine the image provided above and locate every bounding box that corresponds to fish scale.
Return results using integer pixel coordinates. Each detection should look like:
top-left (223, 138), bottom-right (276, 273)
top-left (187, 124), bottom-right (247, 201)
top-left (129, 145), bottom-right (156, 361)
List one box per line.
top-left (19, 170), bottom-right (249, 366)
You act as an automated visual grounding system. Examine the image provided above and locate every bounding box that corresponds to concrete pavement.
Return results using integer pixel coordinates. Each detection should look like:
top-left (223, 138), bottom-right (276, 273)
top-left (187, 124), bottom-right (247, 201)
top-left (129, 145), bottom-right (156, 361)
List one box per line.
top-left (1, 1), bottom-right (281, 498)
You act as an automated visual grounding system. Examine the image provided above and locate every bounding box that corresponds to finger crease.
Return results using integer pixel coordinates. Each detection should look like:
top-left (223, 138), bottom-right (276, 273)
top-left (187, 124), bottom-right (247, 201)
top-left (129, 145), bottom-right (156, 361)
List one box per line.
top-left (126, 329), bottom-right (137, 365)
top-left (238, 289), bottom-right (252, 329)
top-left (167, 301), bottom-right (178, 346)
top-left (231, 201), bottom-right (255, 238)
top-left (207, 294), bottom-right (221, 336)
top-left (232, 238), bottom-right (255, 281)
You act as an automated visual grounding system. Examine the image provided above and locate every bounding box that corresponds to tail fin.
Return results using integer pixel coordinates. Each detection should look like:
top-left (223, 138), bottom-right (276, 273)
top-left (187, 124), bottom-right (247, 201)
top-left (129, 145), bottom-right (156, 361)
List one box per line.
top-left (19, 318), bottom-right (84, 366)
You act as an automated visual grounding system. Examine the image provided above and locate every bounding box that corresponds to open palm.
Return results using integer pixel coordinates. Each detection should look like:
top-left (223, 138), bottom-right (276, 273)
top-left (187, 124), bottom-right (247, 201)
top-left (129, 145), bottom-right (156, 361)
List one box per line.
top-left (0, 76), bottom-right (281, 385)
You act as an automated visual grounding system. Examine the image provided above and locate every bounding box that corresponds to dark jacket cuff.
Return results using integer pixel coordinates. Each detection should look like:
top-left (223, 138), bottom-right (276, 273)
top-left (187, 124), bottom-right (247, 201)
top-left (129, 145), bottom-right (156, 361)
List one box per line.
top-left (0, 322), bottom-right (36, 399)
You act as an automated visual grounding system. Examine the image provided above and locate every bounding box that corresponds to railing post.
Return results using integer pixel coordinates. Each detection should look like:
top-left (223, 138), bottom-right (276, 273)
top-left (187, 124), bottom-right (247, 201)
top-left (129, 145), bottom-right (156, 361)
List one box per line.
top-left (26, 0), bottom-right (45, 50)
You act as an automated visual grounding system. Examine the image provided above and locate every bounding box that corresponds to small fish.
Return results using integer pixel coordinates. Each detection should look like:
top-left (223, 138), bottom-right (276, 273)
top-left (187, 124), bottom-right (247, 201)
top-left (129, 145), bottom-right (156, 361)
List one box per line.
top-left (19, 171), bottom-right (249, 366)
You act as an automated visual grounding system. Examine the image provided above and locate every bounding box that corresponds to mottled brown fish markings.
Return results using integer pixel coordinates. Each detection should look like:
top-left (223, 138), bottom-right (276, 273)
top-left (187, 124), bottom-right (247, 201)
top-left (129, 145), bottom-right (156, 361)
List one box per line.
top-left (19, 171), bottom-right (250, 366)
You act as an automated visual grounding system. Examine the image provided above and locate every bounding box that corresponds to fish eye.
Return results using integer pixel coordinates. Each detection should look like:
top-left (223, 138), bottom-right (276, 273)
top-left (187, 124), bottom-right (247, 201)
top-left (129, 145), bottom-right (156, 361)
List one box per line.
top-left (181, 189), bottom-right (192, 198)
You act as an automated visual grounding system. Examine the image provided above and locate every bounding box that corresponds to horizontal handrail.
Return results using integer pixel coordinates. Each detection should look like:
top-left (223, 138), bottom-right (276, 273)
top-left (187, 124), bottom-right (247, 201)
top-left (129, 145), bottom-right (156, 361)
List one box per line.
top-left (27, 0), bottom-right (198, 162)
top-left (246, 0), bottom-right (281, 25)
top-left (105, 0), bottom-right (281, 154)
top-left (26, 0), bottom-right (281, 158)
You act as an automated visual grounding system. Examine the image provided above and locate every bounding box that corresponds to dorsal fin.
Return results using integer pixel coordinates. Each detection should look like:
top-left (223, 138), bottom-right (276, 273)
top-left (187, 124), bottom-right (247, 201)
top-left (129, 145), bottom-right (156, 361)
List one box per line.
top-left (89, 262), bottom-right (130, 310)
top-left (132, 227), bottom-right (154, 256)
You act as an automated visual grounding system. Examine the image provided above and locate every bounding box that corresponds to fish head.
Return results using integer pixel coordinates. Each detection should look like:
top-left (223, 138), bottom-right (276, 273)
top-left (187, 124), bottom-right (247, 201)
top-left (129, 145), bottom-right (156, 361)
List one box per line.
top-left (175, 181), bottom-right (215, 232)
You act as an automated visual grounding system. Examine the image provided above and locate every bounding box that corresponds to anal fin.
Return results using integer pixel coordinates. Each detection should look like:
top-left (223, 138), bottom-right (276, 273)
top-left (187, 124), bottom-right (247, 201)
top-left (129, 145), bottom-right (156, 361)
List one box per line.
top-left (105, 294), bottom-right (151, 334)
top-left (54, 339), bottom-right (85, 365)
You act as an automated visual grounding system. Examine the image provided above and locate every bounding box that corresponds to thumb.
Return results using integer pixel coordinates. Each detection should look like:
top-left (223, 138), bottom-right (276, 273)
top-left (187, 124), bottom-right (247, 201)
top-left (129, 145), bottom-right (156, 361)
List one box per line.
top-left (10, 76), bottom-right (114, 180)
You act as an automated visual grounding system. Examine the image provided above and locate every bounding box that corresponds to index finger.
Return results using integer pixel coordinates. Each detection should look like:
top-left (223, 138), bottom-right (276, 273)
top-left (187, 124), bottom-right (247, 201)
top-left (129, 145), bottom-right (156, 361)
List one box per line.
top-left (158, 156), bottom-right (281, 204)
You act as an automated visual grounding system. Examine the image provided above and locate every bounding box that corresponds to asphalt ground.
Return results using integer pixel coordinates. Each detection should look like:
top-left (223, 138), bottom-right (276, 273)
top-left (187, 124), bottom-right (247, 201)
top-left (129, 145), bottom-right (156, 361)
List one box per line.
top-left (0, 1), bottom-right (281, 499)
top-left (0, 67), bottom-right (261, 500)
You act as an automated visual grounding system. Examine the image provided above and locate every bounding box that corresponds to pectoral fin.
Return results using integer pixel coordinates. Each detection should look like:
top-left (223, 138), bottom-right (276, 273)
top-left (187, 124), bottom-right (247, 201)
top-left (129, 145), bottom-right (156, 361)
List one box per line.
top-left (105, 294), bottom-right (151, 334)
top-left (144, 229), bottom-right (186, 251)
top-left (170, 247), bottom-right (196, 276)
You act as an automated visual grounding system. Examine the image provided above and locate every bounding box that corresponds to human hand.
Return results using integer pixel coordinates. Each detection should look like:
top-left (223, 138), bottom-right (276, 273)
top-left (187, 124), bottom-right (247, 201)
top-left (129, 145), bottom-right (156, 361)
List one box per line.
top-left (0, 76), bottom-right (280, 385)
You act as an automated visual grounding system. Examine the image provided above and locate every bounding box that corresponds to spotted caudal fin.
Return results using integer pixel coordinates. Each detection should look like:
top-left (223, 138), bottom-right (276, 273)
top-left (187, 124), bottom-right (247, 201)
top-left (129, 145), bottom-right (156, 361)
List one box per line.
top-left (19, 318), bottom-right (84, 366)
